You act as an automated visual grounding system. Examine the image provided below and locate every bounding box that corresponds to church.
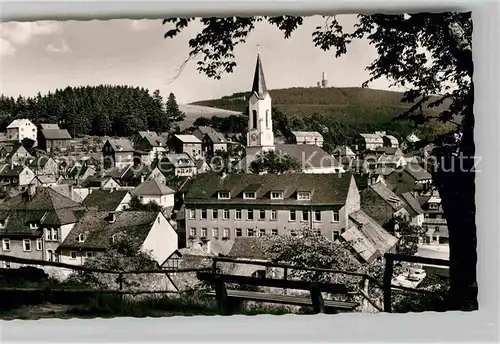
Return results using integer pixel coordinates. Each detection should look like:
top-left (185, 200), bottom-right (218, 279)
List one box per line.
top-left (244, 53), bottom-right (343, 174)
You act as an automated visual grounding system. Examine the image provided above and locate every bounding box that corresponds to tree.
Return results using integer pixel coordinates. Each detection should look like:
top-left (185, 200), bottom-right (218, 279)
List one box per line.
top-left (128, 194), bottom-right (163, 213)
top-left (393, 217), bottom-right (428, 256)
top-left (166, 92), bottom-right (186, 126)
top-left (21, 137), bottom-right (35, 150)
top-left (67, 234), bottom-right (158, 291)
top-left (249, 150), bottom-right (301, 174)
top-left (163, 13), bottom-right (475, 310)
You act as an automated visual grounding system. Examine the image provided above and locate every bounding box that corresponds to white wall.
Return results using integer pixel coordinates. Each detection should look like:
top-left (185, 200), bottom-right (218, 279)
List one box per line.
top-left (19, 168), bottom-right (35, 186)
top-left (60, 223), bottom-right (76, 243)
top-left (141, 213), bottom-right (178, 265)
top-left (115, 192), bottom-right (132, 211)
top-left (140, 194), bottom-right (174, 208)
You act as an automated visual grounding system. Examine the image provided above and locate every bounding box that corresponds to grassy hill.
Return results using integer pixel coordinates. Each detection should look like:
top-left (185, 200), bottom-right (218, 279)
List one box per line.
top-left (189, 87), bottom-right (455, 149)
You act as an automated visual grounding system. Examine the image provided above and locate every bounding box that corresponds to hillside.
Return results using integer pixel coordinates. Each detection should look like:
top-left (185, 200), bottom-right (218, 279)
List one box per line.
top-left (178, 104), bottom-right (241, 130)
top-left (190, 87), bottom-right (454, 149)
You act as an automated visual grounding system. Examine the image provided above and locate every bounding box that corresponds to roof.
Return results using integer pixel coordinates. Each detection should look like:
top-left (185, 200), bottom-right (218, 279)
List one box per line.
top-left (184, 172), bottom-right (354, 206)
top-left (50, 185), bottom-right (84, 203)
top-left (174, 135), bottom-right (202, 144)
top-left (343, 210), bottom-right (398, 263)
top-left (334, 146), bottom-right (356, 157)
top-left (373, 167), bottom-right (395, 176)
top-left (403, 164), bottom-right (432, 180)
top-left (107, 138), bottom-right (134, 152)
top-left (406, 133), bottom-right (420, 143)
top-left (275, 143), bottom-right (342, 169)
top-left (292, 131), bottom-right (324, 139)
top-left (33, 175), bottom-right (59, 184)
top-left (194, 126), bottom-right (228, 143)
top-left (0, 164), bottom-right (30, 177)
top-left (194, 159), bottom-right (208, 170)
top-left (40, 124), bottom-right (60, 130)
top-left (359, 133), bottom-right (384, 144)
top-left (141, 132), bottom-right (167, 147)
top-left (83, 189), bottom-right (130, 211)
top-left (59, 211), bottom-right (159, 250)
top-left (374, 147), bottom-right (403, 156)
top-left (6, 119), bottom-right (34, 129)
top-left (378, 154), bottom-right (404, 165)
top-left (227, 237), bottom-right (268, 260)
top-left (369, 182), bottom-right (404, 211)
top-left (400, 192), bottom-right (424, 217)
top-left (133, 179), bottom-right (175, 196)
top-left (41, 129), bottom-right (72, 140)
top-left (251, 53), bottom-right (268, 99)
top-left (163, 153), bottom-right (196, 168)
top-left (383, 135), bottom-right (399, 145)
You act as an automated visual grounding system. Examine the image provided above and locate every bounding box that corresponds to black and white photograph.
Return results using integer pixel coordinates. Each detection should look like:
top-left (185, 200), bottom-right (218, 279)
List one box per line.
top-left (0, 12), bottom-right (476, 319)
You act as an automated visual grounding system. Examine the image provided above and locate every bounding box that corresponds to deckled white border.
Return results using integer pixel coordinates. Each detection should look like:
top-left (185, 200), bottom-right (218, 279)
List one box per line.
top-left (0, 0), bottom-right (498, 342)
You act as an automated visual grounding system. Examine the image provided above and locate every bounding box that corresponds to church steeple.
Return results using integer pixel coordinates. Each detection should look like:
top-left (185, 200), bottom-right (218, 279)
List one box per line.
top-left (251, 53), bottom-right (268, 99)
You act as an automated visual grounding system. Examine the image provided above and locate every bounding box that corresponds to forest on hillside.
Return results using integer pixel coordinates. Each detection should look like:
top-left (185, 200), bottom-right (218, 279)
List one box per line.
top-left (0, 86), bottom-right (185, 137)
top-left (192, 87), bottom-right (455, 150)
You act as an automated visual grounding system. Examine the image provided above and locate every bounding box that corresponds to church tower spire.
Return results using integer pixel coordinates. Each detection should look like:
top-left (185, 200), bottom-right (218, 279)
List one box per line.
top-left (246, 52), bottom-right (274, 165)
top-left (252, 53), bottom-right (268, 99)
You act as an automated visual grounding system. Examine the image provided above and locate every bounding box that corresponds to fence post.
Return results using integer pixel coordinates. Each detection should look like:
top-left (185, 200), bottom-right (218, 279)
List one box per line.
top-left (118, 273), bottom-right (124, 311)
top-left (213, 275), bottom-right (230, 315)
top-left (383, 255), bottom-right (394, 313)
top-left (283, 267), bottom-right (288, 295)
top-left (309, 283), bottom-right (325, 314)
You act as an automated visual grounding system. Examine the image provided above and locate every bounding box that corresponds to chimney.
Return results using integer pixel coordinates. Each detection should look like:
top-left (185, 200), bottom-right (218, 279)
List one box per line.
top-left (108, 211), bottom-right (116, 224)
top-left (357, 223), bottom-right (363, 231)
top-left (141, 173), bottom-right (145, 183)
top-left (28, 183), bottom-right (36, 198)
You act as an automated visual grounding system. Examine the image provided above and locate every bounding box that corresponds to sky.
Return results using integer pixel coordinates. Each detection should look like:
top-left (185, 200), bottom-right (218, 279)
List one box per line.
top-left (0, 15), bottom-right (397, 104)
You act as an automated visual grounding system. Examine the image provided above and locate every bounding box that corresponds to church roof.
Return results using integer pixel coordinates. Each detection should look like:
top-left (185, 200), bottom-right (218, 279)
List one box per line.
top-left (252, 53), bottom-right (268, 99)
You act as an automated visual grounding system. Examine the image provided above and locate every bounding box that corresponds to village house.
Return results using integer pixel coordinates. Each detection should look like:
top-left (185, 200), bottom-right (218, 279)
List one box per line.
top-left (108, 163), bottom-right (166, 187)
top-left (357, 132), bottom-right (386, 151)
top-left (37, 124), bottom-right (72, 152)
top-left (401, 133), bottom-right (420, 152)
top-left (159, 153), bottom-right (198, 177)
top-left (360, 182), bottom-right (411, 228)
top-left (191, 126), bottom-right (229, 156)
top-left (66, 164), bottom-right (97, 182)
top-left (5, 119), bottom-right (37, 144)
top-left (167, 134), bottom-right (203, 159)
top-left (194, 158), bottom-right (211, 174)
top-left (135, 131), bottom-right (168, 162)
top-left (83, 189), bottom-right (132, 212)
top-left (332, 146), bottom-right (357, 169)
top-left (419, 191), bottom-right (449, 247)
top-left (385, 163), bottom-right (433, 195)
top-left (102, 138), bottom-right (135, 169)
top-left (183, 172), bottom-right (361, 245)
top-left (0, 143), bottom-right (32, 165)
top-left (291, 131), bottom-right (324, 148)
top-left (0, 164), bottom-right (36, 192)
top-left (0, 187), bottom-right (86, 268)
top-left (81, 176), bottom-right (121, 191)
top-left (27, 156), bottom-right (59, 177)
top-left (382, 134), bottom-right (399, 148)
top-left (133, 179), bottom-right (176, 210)
top-left (50, 184), bottom-right (85, 203)
top-left (30, 174), bottom-right (61, 188)
top-left (399, 192), bottom-right (425, 227)
top-left (57, 211), bottom-right (178, 266)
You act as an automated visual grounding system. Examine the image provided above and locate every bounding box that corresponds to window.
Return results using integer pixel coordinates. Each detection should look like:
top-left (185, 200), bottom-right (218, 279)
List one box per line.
top-left (201, 209), bottom-right (207, 219)
top-left (45, 228), bottom-right (51, 241)
top-left (77, 234), bottom-right (85, 243)
top-left (235, 209), bottom-right (242, 220)
top-left (332, 210), bottom-right (340, 222)
top-left (212, 228), bottom-right (219, 238)
top-left (252, 110), bottom-right (257, 129)
top-left (247, 210), bottom-right (254, 220)
top-left (271, 229), bottom-right (278, 236)
top-left (36, 238), bottom-right (42, 251)
top-left (86, 252), bottom-right (93, 258)
top-left (289, 210), bottom-right (296, 221)
top-left (223, 228), bottom-right (230, 238)
top-left (259, 229), bottom-right (266, 237)
top-left (29, 222), bottom-right (38, 230)
top-left (188, 209), bottom-right (195, 220)
top-left (314, 210), bottom-right (321, 222)
top-left (2, 239), bottom-right (10, 251)
top-left (243, 192), bottom-right (256, 199)
top-left (4, 261), bottom-right (10, 269)
top-left (247, 228), bottom-right (255, 237)
top-left (218, 192), bottom-right (230, 199)
top-left (201, 228), bottom-right (207, 238)
top-left (271, 210), bottom-right (277, 220)
top-left (297, 192), bottom-right (311, 200)
top-left (259, 209), bottom-right (266, 220)
top-left (332, 231), bottom-right (340, 241)
top-left (266, 110), bottom-right (270, 128)
top-left (212, 209), bottom-right (218, 219)
top-left (70, 251), bottom-right (77, 259)
top-left (302, 210), bottom-right (309, 222)
top-left (271, 191), bottom-right (283, 199)
top-left (223, 209), bottom-right (230, 220)
top-left (23, 239), bottom-right (32, 251)
top-left (235, 228), bottom-right (242, 237)
top-left (189, 228), bottom-right (197, 237)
